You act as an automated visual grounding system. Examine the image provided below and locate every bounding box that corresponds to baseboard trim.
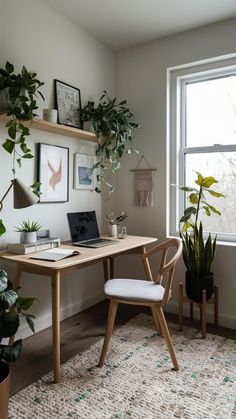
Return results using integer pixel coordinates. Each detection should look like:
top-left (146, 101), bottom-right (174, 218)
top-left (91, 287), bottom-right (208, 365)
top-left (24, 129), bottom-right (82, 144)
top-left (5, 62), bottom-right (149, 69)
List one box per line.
top-left (16, 292), bottom-right (105, 340)
top-left (167, 300), bottom-right (236, 330)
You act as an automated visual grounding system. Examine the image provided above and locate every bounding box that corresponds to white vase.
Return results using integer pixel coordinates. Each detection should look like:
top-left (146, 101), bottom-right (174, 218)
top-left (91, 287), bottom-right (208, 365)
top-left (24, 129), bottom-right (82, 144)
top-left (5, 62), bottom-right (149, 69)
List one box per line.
top-left (22, 232), bottom-right (37, 244)
top-left (108, 224), bottom-right (118, 238)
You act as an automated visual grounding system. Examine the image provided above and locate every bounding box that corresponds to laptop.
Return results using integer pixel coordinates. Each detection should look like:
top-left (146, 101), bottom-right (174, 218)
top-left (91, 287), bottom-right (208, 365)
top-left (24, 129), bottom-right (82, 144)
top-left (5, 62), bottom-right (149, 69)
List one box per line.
top-left (67, 211), bottom-right (117, 248)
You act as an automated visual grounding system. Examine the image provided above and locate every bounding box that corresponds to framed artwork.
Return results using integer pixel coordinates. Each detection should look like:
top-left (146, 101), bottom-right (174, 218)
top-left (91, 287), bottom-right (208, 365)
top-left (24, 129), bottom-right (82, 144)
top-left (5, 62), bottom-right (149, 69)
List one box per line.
top-left (54, 79), bottom-right (82, 128)
top-left (38, 143), bottom-right (69, 203)
top-left (73, 153), bottom-right (95, 190)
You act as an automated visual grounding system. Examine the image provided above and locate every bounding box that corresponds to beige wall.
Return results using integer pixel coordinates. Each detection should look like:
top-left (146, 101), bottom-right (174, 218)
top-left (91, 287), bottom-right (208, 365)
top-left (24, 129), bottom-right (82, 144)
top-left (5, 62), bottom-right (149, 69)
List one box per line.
top-left (115, 18), bottom-right (236, 329)
top-left (0, 0), bottom-right (116, 338)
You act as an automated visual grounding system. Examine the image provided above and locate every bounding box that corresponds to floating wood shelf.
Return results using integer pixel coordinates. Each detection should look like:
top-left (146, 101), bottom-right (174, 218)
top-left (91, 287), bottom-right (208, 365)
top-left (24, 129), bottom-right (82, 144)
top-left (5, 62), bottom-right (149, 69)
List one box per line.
top-left (0, 114), bottom-right (97, 143)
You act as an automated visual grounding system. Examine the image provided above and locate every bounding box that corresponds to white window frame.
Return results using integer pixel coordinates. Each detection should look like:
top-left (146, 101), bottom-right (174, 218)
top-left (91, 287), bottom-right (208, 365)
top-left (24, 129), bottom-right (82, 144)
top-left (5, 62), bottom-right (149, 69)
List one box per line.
top-left (167, 53), bottom-right (236, 243)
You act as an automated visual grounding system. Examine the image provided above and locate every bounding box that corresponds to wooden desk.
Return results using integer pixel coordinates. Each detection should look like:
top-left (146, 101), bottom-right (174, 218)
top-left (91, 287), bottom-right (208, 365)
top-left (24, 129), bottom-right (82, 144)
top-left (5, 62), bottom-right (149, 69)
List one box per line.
top-left (0, 235), bottom-right (157, 383)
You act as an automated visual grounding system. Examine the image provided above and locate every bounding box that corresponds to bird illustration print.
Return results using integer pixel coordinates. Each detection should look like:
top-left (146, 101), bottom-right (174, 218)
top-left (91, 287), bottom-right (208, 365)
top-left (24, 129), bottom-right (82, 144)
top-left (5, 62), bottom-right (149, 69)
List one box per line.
top-left (48, 158), bottom-right (62, 190)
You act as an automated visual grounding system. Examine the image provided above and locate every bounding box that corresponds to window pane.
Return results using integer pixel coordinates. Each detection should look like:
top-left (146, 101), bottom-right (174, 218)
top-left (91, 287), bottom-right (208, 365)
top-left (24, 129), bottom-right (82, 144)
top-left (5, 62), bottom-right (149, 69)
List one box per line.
top-left (185, 152), bottom-right (236, 236)
top-left (186, 75), bottom-right (236, 147)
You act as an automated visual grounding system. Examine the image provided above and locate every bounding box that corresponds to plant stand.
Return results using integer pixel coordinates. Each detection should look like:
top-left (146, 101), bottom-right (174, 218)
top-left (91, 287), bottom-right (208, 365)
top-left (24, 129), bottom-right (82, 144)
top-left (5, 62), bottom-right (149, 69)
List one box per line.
top-left (178, 282), bottom-right (219, 339)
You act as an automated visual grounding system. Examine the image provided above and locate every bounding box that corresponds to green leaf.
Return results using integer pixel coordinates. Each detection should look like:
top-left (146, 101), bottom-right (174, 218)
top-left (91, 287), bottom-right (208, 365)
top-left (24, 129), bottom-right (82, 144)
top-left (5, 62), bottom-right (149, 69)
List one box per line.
top-left (20, 143), bottom-right (31, 154)
top-left (2, 139), bottom-right (15, 154)
top-left (22, 153), bottom-right (33, 159)
top-left (5, 61), bottom-right (14, 74)
top-left (0, 311), bottom-right (19, 337)
top-left (179, 186), bottom-right (197, 192)
top-left (0, 220), bottom-right (6, 236)
top-left (8, 125), bottom-right (16, 139)
top-left (195, 173), bottom-right (203, 186)
top-left (25, 315), bottom-right (35, 333)
top-left (17, 296), bottom-right (37, 311)
top-left (181, 221), bottom-right (193, 232)
top-left (203, 206), bottom-right (211, 216)
top-left (207, 189), bottom-right (225, 198)
top-left (0, 289), bottom-right (18, 310)
top-left (189, 193), bottom-right (199, 204)
top-left (0, 339), bottom-right (22, 363)
top-left (202, 176), bottom-right (218, 188)
top-left (0, 270), bottom-right (8, 293)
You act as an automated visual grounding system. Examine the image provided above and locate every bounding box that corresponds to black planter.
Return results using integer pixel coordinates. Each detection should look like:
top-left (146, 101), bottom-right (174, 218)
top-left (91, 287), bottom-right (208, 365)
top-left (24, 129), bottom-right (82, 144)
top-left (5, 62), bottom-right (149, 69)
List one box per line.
top-left (185, 271), bottom-right (214, 303)
top-left (0, 361), bottom-right (11, 419)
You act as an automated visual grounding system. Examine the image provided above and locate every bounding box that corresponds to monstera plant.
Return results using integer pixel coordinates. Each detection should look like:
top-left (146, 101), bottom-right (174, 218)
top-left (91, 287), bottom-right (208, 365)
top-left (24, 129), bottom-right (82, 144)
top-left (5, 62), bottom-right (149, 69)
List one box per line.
top-left (179, 172), bottom-right (225, 302)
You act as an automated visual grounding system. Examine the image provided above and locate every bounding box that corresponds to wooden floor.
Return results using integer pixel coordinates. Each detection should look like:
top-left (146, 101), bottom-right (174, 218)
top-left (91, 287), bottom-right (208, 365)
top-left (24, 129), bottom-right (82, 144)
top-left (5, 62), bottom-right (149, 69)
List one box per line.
top-left (10, 300), bottom-right (236, 396)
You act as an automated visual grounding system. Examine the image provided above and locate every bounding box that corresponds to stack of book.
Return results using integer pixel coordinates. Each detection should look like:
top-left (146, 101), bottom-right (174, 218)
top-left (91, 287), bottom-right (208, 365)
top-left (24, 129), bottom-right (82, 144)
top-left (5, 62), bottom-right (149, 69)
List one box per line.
top-left (7, 238), bottom-right (61, 255)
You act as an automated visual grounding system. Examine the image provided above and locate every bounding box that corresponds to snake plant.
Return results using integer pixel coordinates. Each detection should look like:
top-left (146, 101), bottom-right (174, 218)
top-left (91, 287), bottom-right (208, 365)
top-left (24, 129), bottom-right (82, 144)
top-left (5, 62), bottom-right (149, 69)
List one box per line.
top-left (179, 172), bottom-right (225, 276)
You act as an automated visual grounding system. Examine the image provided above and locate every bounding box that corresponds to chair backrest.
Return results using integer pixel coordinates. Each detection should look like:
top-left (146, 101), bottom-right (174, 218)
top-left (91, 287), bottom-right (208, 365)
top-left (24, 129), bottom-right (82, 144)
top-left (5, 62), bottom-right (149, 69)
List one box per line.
top-left (142, 238), bottom-right (182, 305)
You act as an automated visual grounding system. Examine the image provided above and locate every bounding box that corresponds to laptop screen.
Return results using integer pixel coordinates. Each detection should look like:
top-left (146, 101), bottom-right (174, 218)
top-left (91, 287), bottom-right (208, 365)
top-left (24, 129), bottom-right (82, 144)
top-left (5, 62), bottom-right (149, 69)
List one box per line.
top-left (67, 211), bottom-right (100, 243)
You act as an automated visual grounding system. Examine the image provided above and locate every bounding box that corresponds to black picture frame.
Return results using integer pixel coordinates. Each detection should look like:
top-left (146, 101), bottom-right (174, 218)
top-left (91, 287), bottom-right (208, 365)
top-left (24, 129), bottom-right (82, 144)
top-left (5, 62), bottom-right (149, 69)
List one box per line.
top-left (38, 143), bottom-right (69, 203)
top-left (54, 79), bottom-right (82, 129)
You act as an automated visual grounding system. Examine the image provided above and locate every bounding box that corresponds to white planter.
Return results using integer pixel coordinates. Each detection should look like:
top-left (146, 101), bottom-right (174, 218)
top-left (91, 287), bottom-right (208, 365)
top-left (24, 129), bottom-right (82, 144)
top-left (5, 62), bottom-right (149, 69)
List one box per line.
top-left (108, 224), bottom-right (118, 238)
top-left (21, 231), bottom-right (37, 244)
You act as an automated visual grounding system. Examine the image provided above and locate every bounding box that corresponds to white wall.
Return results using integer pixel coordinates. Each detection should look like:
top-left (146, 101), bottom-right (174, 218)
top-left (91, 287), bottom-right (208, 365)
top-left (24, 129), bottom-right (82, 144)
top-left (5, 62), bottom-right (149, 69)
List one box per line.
top-left (115, 18), bottom-right (236, 329)
top-left (0, 0), bottom-right (116, 338)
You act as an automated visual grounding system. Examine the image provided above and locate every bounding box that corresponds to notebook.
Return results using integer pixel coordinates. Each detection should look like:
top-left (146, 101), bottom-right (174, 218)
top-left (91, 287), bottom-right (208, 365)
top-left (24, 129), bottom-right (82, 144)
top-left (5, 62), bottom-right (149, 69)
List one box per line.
top-left (67, 211), bottom-right (117, 248)
top-left (30, 248), bottom-right (80, 262)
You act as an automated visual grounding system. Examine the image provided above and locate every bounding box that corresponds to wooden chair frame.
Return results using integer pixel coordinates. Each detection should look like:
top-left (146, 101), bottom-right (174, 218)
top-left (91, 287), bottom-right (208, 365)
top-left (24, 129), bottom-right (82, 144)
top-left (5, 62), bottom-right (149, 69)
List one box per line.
top-left (99, 238), bottom-right (182, 371)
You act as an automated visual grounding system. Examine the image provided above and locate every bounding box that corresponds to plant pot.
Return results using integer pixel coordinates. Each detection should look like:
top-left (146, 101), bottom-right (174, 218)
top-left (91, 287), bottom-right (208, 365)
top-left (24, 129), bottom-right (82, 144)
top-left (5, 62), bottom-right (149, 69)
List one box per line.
top-left (0, 361), bottom-right (11, 419)
top-left (21, 231), bottom-right (37, 244)
top-left (108, 224), bottom-right (118, 238)
top-left (185, 271), bottom-right (214, 303)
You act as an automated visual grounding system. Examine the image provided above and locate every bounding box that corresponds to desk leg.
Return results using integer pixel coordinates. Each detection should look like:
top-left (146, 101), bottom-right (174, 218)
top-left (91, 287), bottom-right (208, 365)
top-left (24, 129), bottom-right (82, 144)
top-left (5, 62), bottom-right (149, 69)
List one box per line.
top-left (52, 271), bottom-right (61, 383)
top-left (110, 257), bottom-right (115, 279)
top-left (103, 259), bottom-right (109, 282)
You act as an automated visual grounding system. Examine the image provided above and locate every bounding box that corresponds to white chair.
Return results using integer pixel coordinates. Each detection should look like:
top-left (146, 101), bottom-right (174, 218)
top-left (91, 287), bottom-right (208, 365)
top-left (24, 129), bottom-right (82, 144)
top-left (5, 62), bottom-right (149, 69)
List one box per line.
top-left (98, 238), bottom-right (182, 371)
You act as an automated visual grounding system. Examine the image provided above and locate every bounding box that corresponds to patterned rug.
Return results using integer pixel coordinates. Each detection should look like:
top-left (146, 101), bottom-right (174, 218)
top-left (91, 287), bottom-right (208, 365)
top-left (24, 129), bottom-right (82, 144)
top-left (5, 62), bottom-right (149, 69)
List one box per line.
top-left (9, 314), bottom-right (236, 419)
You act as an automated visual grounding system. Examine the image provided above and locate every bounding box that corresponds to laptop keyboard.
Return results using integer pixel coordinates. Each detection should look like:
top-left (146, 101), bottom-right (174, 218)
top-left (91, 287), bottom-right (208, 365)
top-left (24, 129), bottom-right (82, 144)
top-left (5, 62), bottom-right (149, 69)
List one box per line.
top-left (86, 239), bottom-right (105, 244)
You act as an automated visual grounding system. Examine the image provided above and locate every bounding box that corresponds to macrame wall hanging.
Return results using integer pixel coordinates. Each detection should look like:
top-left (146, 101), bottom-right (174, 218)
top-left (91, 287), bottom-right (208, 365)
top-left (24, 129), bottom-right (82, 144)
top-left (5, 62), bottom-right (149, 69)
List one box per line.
top-left (130, 155), bottom-right (157, 207)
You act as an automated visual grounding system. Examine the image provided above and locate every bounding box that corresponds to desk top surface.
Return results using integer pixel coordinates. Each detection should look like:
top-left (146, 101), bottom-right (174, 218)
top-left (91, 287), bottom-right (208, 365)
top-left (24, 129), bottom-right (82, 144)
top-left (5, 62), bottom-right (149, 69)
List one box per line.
top-left (0, 235), bottom-right (157, 271)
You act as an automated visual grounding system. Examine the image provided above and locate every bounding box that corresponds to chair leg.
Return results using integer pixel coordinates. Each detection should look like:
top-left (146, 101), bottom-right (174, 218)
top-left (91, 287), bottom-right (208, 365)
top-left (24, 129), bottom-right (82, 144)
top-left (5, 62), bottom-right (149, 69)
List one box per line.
top-left (155, 307), bottom-right (179, 371)
top-left (150, 306), bottom-right (162, 336)
top-left (98, 300), bottom-right (119, 367)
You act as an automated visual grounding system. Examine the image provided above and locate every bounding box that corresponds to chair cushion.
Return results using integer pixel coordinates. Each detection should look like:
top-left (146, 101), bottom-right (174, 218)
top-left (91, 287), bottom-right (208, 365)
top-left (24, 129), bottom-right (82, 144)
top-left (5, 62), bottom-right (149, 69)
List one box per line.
top-left (104, 278), bottom-right (165, 303)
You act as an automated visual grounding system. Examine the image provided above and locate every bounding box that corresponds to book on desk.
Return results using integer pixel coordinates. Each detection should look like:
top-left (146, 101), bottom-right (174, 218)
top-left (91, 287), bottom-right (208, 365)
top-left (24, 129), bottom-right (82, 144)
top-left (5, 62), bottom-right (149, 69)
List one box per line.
top-left (30, 248), bottom-right (80, 262)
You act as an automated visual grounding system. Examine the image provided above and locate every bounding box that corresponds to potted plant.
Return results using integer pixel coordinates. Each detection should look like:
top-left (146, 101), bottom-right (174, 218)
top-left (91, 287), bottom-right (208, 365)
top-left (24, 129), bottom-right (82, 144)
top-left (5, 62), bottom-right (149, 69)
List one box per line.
top-left (106, 211), bottom-right (128, 237)
top-left (82, 91), bottom-right (139, 194)
top-left (0, 269), bottom-right (36, 419)
top-left (178, 172), bottom-right (224, 303)
top-left (0, 61), bottom-right (44, 177)
top-left (15, 219), bottom-right (41, 244)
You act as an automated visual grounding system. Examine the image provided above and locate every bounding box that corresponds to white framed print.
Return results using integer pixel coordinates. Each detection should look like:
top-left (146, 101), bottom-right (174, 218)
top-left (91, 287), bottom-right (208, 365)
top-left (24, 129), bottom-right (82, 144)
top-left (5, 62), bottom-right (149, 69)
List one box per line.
top-left (73, 153), bottom-right (95, 190)
top-left (38, 143), bottom-right (69, 203)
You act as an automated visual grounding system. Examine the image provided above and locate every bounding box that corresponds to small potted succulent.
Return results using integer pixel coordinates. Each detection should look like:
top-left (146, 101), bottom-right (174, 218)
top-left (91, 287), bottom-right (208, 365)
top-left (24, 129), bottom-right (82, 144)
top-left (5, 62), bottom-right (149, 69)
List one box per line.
top-left (106, 211), bottom-right (128, 238)
top-left (82, 91), bottom-right (139, 194)
top-left (15, 219), bottom-right (41, 244)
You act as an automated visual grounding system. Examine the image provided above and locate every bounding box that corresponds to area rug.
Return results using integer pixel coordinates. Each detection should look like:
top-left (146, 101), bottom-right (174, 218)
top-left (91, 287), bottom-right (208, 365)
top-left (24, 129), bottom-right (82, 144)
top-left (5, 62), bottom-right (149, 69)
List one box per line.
top-left (9, 314), bottom-right (236, 419)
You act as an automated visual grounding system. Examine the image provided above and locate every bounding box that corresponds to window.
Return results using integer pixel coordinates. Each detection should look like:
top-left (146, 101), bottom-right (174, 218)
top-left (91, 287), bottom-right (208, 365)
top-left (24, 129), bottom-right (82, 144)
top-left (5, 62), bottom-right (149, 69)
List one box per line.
top-left (167, 55), bottom-right (236, 242)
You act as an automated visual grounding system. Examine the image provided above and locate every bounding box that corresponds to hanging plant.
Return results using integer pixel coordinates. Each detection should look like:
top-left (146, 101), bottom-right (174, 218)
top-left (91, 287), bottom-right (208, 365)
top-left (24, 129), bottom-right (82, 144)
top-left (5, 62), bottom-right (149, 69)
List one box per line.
top-left (82, 91), bottom-right (139, 194)
top-left (0, 61), bottom-right (44, 176)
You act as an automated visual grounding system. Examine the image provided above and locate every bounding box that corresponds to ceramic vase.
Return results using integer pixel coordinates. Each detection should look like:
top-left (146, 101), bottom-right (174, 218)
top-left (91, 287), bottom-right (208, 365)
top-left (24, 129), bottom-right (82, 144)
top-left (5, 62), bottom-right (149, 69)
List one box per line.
top-left (109, 224), bottom-right (118, 238)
